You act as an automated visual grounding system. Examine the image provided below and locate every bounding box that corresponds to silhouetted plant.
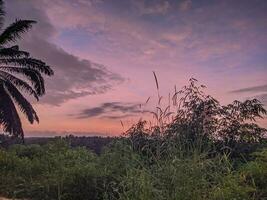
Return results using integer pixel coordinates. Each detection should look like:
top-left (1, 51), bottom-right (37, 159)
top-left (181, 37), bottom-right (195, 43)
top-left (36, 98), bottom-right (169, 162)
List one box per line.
top-left (0, 0), bottom-right (53, 141)
top-left (218, 99), bottom-right (267, 144)
top-left (125, 77), bottom-right (267, 158)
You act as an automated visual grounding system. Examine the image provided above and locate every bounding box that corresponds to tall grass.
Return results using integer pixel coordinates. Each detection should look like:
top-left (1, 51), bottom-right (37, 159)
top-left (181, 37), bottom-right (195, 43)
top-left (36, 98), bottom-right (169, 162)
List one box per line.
top-left (0, 76), bottom-right (266, 200)
top-left (0, 139), bottom-right (266, 200)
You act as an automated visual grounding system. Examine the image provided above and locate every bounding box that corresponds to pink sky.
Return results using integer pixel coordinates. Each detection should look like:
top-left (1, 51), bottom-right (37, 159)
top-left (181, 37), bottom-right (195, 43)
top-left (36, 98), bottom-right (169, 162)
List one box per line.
top-left (5, 0), bottom-right (267, 137)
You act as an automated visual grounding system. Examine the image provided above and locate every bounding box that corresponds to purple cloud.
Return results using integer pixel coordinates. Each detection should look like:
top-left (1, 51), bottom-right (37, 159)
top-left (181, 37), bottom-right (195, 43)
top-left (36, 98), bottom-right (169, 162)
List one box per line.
top-left (5, 0), bottom-right (124, 105)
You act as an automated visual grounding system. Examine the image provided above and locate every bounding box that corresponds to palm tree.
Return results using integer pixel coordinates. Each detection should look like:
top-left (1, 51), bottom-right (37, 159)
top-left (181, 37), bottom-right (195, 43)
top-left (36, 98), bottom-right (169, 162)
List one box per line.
top-left (0, 0), bottom-right (53, 141)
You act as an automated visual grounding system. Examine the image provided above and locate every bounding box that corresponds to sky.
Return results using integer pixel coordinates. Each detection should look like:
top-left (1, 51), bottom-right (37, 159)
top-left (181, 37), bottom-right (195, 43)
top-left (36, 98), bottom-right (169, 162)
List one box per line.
top-left (4, 0), bottom-right (267, 137)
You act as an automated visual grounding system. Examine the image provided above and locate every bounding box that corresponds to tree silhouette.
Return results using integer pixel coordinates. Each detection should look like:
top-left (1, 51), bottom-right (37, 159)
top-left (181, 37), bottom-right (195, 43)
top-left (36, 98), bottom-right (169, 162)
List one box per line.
top-left (0, 0), bottom-right (53, 141)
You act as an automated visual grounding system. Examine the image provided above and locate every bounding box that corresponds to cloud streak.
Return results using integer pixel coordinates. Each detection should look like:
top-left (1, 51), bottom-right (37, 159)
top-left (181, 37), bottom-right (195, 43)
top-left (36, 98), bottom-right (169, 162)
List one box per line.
top-left (6, 0), bottom-right (124, 105)
top-left (132, 0), bottom-right (170, 15)
top-left (230, 84), bottom-right (267, 94)
top-left (77, 102), bottom-right (143, 119)
top-left (230, 84), bottom-right (267, 106)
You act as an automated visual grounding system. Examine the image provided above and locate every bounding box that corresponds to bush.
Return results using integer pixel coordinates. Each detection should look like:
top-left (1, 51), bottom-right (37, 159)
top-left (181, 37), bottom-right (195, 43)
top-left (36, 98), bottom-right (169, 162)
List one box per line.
top-left (0, 79), bottom-right (266, 199)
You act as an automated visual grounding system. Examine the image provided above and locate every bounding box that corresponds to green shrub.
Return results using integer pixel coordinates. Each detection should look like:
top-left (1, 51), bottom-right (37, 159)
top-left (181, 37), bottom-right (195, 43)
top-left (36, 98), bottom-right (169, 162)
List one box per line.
top-left (0, 79), bottom-right (266, 199)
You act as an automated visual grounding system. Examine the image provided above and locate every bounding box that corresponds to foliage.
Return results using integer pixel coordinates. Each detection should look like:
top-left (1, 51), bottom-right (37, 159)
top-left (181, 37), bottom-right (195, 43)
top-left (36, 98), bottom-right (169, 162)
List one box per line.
top-left (0, 0), bottom-right (53, 140)
top-left (0, 139), bottom-right (266, 200)
top-left (0, 140), bottom-right (102, 200)
top-left (128, 78), bottom-right (267, 159)
top-left (0, 78), bottom-right (266, 199)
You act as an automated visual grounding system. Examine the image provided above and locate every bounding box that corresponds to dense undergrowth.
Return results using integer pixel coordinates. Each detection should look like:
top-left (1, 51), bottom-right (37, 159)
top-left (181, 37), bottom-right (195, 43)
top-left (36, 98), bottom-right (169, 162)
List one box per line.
top-left (0, 138), bottom-right (266, 200)
top-left (0, 79), bottom-right (267, 200)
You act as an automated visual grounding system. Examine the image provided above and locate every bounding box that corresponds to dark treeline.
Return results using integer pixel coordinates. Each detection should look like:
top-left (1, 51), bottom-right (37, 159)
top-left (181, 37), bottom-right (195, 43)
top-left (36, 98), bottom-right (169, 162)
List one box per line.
top-left (0, 134), bottom-right (115, 154)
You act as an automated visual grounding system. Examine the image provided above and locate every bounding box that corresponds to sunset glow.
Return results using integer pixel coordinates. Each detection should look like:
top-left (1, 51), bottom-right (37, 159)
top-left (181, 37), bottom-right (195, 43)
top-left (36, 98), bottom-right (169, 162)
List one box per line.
top-left (6, 0), bottom-right (267, 137)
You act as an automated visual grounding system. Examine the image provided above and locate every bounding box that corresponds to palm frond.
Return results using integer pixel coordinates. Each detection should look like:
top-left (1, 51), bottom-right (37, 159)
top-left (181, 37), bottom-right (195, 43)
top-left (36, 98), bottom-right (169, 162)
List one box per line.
top-left (3, 80), bottom-right (39, 123)
top-left (0, 0), bottom-right (5, 29)
top-left (0, 66), bottom-right (45, 93)
top-left (0, 45), bottom-right (30, 58)
top-left (0, 3), bottom-right (54, 140)
top-left (0, 70), bottom-right (39, 99)
top-left (0, 57), bottom-right (53, 75)
top-left (0, 19), bottom-right (36, 45)
top-left (0, 83), bottom-right (24, 140)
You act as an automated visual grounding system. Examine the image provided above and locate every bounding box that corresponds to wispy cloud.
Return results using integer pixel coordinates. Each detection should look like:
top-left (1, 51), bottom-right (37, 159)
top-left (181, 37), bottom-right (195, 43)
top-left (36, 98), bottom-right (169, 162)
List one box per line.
top-left (6, 0), bottom-right (124, 106)
top-left (132, 0), bottom-right (170, 15)
top-left (230, 84), bottom-right (267, 106)
top-left (77, 102), bottom-right (143, 119)
top-left (178, 0), bottom-right (192, 11)
top-left (5, 0), bottom-right (267, 134)
top-left (230, 84), bottom-right (267, 94)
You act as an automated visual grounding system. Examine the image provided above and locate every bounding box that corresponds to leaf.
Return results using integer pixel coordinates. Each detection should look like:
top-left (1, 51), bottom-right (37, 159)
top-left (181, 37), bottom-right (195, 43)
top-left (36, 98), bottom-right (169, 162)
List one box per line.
top-left (145, 97), bottom-right (150, 104)
top-left (0, 19), bottom-right (36, 45)
top-left (0, 83), bottom-right (24, 140)
top-left (120, 120), bottom-right (124, 129)
top-left (153, 71), bottom-right (159, 90)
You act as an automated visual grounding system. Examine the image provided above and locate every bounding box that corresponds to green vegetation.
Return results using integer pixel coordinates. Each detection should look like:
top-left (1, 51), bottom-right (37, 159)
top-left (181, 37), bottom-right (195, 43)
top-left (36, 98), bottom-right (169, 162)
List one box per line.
top-left (0, 137), bottom-right (266, 200)
top-left (0, 79), bottom-right (266, 200)
top-left (0, 0), bottom-right (266, 199)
